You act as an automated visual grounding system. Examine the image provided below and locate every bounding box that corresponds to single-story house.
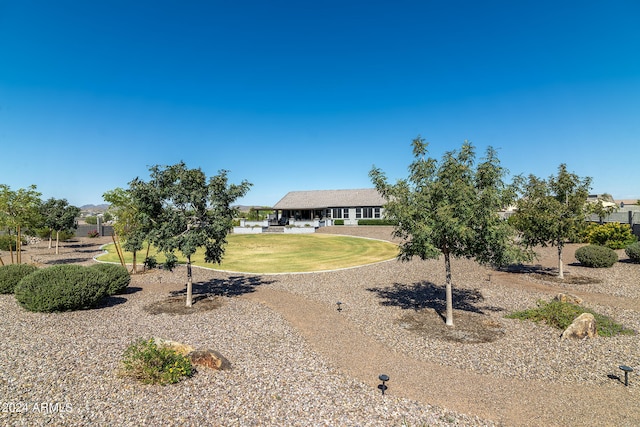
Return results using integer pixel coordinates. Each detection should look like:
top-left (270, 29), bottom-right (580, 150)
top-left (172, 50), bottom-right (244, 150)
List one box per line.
top-left (272, 188), bottom-right (386, 226)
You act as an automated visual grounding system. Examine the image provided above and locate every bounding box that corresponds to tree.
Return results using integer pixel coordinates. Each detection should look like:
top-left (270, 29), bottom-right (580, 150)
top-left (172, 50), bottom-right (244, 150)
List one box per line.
top-left (40, 198), bottom-right (81, 254)
top-left (588, 193), bottom-right (617, 223)
top-left (511, 164), bottom-right (592, 279)
top-left (103, 186), bottom-right (154, 273)
top-left (0, 185), bottom-right (42, 264)
top-left (141, 162), bottom-right (251, 307)
top-left (370, 137), bottom-right (529, 326)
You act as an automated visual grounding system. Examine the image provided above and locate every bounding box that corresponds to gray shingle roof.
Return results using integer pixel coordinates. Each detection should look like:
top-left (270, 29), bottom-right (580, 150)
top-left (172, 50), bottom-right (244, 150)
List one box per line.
top-left (273, 188), bottom-right (386, 210)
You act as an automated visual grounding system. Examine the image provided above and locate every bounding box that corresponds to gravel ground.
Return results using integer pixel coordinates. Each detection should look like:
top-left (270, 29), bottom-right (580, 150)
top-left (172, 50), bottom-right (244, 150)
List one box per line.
top-left (1, 228), bottom-right (638, 426)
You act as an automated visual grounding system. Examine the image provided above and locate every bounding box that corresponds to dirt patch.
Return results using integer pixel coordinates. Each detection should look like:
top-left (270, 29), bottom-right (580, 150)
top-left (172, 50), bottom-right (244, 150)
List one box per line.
top-left (144, 295), bottom-right (223, 315)
top-left (397, 309), bottom-right (505, 343)
top-left (529, 272), bottom-right (602, 285)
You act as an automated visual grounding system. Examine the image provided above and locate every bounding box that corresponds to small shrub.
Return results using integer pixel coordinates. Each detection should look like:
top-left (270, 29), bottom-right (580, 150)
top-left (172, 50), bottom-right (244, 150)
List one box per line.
top-left (506, 300), bottom-right (635, 337)
top-left (0, 264), bottom-right (38, 294)
top-left (163, 253), bottom-right (178, 271)
top-left (87, 230), bottom-right (100, 238)
top-left (625, 241), bottom-right (640, 263)
top-left (89, 263), bottom-right (131, 295)
top-left (357, 219), bottom-right (397, 226)
top-left (120, 338), bottom-right (193, 385)
top-left (144, 256), bottom-right (158, 269)
top-left (14, 265), bottom-right (109, 312)
top-left (0, 235), bottom-right (26, 251)
top-left (334, 220), bottom-right (344, 225)
top-left (582, 222), bottom-right (636, 249)
top-left (575, 244), bottom-right (618, 268)
top-left (35, 229), bottom-right (75, 241)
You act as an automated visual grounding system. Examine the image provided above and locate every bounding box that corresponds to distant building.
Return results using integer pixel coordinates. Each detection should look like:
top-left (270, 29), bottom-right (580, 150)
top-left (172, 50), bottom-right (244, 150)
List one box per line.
top-left (273, 188), bottom-right (386, 226)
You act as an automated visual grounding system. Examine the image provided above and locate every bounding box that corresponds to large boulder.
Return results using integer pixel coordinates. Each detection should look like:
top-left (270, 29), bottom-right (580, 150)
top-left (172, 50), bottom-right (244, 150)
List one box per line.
top-left (153, 337), bottom-right (195, 355)
top-left (553, 293), bottom-right (583, 305)
top-left (187, 349), bottom-right (231, 370)
top-left (154, 337), bottom-right (230, 370)
top-left (561, 313), bottom-right (597, 339)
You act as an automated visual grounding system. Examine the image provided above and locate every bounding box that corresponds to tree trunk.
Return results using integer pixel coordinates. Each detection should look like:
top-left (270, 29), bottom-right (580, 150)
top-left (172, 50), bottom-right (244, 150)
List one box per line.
top-left (55, 230), bottom-right (60, 255)
top-left (557, 244), bottom-right (564, 279)
top-left (143, 242), bottom-right (151, 272)
top-left (9, 235), bottom-right (14, 264)
top-left (444, 250), bottom-right (454, 326)
top-left (48, 230), bottom-right (53, 249)
top-left (16, 225), bottom-right (21, 264)
top-left (186, 255), bottom-right (193, 307)
top-left (132, 251), bottom-right (138, 274)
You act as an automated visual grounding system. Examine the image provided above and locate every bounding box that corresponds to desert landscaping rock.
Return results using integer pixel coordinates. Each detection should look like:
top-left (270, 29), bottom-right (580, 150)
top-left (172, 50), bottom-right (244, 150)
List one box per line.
top-left (0, 228), bottom-right (638, 426)
top-left (560, 312), bottom-right (597, 340)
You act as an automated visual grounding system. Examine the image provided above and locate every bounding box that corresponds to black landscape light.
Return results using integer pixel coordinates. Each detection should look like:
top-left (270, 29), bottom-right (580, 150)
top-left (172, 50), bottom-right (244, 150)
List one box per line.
top-left (619, 365), bottom-right (633, 386)
top-left (336, 301), bottom-right (342, 312)
top-left (378, 374), bottom-right (389, 395)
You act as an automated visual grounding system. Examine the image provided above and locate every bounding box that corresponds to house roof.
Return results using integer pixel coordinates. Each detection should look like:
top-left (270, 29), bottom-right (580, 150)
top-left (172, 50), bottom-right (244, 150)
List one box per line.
top-left (273, 188), bottom-right (386, 210)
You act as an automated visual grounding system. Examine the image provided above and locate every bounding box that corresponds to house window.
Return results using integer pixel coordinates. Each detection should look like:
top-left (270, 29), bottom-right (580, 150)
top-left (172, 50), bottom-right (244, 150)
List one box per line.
top-left (374, 207), bottom-right (381, 218)
top-left (356, 208), bottom-right (362, 219)
top-left (362, 207), bottom-right (373, 218)
top-left (343, 208), bottom-right (349, 219)
top-left (332, 208), bottom-right (342, 219)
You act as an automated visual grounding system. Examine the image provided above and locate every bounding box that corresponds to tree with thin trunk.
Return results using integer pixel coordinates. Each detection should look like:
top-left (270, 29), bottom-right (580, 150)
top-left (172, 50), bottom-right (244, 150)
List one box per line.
top-left (40, 198), bottom-right (80, 254)
top-left (0, 185), bottom-right (42, 264)
top-left (511, 164), bottom-right (592, 279)
top-left (370, 137), bottom-right (530, 326)
top-left (140, 162), bottom-right (251, 307)
top-left (103, 187), bottom-right (154, 273)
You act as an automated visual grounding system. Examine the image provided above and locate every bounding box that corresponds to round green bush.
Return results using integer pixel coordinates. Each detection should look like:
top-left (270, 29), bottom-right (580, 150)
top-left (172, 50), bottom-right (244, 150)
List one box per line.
top-left (89, 263), bottom-right (131, 295)
top-left (14, 265), bottom-right (109, 312)
top-left (575, 244), bottom-right (618, 268)
top-left (625, 241), bottom-right (640, 263)
top-left (0, 264), bottom-right (39, 294)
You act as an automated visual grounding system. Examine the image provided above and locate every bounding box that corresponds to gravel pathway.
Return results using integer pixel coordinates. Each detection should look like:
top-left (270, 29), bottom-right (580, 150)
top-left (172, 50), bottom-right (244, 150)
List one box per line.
top-left (1, 228), bottom-right (638, 426)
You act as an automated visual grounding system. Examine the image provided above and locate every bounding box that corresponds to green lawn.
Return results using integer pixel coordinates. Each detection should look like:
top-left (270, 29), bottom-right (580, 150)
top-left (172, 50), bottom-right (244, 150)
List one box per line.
top-left (98, 234), bottom-right (398, 273)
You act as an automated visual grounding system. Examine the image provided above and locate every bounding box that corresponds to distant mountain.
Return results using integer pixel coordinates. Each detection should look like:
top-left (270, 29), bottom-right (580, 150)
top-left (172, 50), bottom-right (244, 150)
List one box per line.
top-left (80, 204), bottom-right (110, 212)
top-left (235, 205), bottom-right (273, 212)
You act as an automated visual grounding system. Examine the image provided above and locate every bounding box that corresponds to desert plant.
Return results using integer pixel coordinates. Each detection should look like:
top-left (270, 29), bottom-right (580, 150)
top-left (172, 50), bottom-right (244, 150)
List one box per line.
top-left (162, 253), bottom-right (178, 271)
top-left (575, 244), bottom-right (618, 268)
top-left (119, 338), bottom-right (193, 385)
top-left (625, 241), bottom-right (640, 263)
top-left (583, 222), bottom-right (636, 249)
top-left (0, 235), bottom-right (27, 251)
top-left (89, 263), bottom-right (131, 295)
top-left (14, 264), bottom-right (109, 312)
top-left (144, 256), bottom-right (158, 269)
top-left (506, 300), bottom-right (635, 337)
top-left (0, 264), bottom-right (38, 294)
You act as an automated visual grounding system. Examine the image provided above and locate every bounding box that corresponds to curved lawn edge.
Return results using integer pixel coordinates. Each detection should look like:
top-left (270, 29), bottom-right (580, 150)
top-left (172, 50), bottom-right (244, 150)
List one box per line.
top-left (96, 234), bottom-right (399, 274)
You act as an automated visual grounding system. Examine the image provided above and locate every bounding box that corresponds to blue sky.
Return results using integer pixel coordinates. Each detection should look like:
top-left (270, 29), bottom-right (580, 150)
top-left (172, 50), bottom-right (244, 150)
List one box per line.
top-left (1, 1), bottom-right (639, 207)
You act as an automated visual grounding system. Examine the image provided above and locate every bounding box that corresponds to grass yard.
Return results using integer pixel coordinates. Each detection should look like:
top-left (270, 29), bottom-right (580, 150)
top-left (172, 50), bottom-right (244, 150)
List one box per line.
top-left (98, 233), bottom-right (398, 273)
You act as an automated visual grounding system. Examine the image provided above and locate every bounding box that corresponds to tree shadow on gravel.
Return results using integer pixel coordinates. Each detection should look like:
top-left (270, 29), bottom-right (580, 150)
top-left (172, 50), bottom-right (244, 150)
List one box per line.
top-left (368, 281), bottom-right (506, 343)
top-left (148, 275), bottom-right (277, 315)
top-left (170, 275), bottom-right (276, 298)
top-left (42, 257), bottom-right (96, 265)
top-left (501, 263), bottom-right (602, 285)
top-left (368, 281), bottom-right (492, 316)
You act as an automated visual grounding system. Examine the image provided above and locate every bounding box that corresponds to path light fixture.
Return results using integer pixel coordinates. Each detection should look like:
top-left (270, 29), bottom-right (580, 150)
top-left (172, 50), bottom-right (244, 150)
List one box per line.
top-left (378, 374), bottom-right (389, 395)
top-left (336, 301), bottom-right (342, 312)
top-left (619, 365), bottom-right (633, 386)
